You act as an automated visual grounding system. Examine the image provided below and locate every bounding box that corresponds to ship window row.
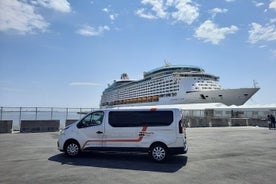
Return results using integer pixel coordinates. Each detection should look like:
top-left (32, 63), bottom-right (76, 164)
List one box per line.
top-left (117, 88), bottom-right (179, 99)
top-left (124, 85), bottom-right (179, 92)
top-left (121, 85), bottom-right (179, 93)
top-left (125, 82), bottom-right (175, 90)
top-left (192, 82), bottom-right (220, 87)
top-left (115, 76), bottom-right (176, 91)
top-left (194, 87), bottom-right (221, 90)
top-left (143, 79), bottom-right (174, 86)
top-left (106, 87), bottom-right (179, 101)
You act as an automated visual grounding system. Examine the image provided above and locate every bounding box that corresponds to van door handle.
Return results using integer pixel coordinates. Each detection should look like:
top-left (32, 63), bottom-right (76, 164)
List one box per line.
top-left (96, 131), bottom-right (103, 134)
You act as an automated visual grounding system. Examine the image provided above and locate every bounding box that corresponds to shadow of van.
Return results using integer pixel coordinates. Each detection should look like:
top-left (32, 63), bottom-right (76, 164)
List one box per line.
top-left (48, 152), bottom-right (187, 173)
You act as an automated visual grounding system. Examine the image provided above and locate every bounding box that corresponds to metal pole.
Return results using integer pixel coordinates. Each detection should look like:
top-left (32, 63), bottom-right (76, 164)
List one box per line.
top-left (19, 107), bottom-right (22, 122)
top-left (0, 107), bottom-right (2, 120)
top-left (35, 107), bottom-right (38, 120)
top-left (51, 107), bottom-right (53, 120)
top-left (66, 108), bottom-right (68, 120)
top-left (80, 108), bottom-right (82, 118)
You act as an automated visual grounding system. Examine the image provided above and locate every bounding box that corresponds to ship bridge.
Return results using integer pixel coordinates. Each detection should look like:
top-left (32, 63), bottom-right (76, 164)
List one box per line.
top-left (143, 65), bottom-right (205, 78)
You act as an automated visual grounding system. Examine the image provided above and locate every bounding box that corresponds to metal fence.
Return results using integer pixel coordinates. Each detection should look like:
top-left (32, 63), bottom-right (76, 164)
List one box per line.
top-left (181, 109), bottom-right (276, 119)
top-left (1, 106), bottom-right (276, 130)
top-left (0, 107), bottom-right (98, 130)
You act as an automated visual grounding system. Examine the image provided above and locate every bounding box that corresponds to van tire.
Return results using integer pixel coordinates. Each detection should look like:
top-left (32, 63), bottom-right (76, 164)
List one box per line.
top-left (149, 143), bottom-right (168, 162)
top-left (64, 140), bottom-right (80, 157)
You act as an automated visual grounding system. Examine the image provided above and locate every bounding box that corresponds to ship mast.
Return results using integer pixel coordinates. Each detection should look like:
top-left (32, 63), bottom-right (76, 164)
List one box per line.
top-left (164, 60), bottom-right (171, 67)
top-left (253, 80), bottom-right (258, 88)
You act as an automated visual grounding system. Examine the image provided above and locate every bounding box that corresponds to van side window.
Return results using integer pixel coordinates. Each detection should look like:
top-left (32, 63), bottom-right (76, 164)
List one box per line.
top-left (77, 111), bottom-right (104, 128)
top-left (108, 111), bottom-right (173, 127)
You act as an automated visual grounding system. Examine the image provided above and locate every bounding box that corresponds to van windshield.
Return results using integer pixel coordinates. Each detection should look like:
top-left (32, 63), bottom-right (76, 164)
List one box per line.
top-left (77, 111), bottom-right (104, 128)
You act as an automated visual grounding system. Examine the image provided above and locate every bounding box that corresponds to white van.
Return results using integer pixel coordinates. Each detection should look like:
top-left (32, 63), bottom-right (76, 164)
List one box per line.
top-left (57, 108), bottom-right (188, 162)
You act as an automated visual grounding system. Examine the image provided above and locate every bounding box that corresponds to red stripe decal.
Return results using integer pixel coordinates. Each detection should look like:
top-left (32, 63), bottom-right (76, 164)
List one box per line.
top-left (81, 126), bottom-right (148, 151)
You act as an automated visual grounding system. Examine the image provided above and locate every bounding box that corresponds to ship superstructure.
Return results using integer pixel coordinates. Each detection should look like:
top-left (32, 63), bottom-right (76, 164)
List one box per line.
top-left (100, 65), bottom-right (259, 108)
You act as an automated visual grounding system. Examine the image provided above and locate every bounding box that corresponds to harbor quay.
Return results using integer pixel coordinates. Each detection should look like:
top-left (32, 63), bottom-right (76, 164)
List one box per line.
top-left (0, 127), bottom-right (275, 184)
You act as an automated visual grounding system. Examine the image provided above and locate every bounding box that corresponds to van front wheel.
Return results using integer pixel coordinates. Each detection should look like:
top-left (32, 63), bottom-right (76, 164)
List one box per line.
top-left (150, 143), bottom-right (167, 162)
top-left (64, 141), bottom-right (80, 157)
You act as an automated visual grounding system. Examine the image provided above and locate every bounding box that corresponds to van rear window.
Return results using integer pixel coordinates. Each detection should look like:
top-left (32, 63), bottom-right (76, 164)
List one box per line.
top-left (108, 111), bottom-right (173, 127)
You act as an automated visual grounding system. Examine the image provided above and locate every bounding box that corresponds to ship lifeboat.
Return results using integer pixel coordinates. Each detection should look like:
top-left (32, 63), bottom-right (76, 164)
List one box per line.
top-left (147, 96), bottom-right (152, 102)
top-left (152, 96), bottom-right (159, 101)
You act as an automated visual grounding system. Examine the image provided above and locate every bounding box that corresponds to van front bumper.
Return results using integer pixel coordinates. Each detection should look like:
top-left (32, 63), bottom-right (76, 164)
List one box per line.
top-left (57, 141), bottom-right (64, 152)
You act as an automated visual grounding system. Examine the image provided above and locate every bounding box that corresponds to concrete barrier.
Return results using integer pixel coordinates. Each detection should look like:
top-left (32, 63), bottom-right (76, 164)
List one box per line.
top-left (210, 118), bottom-right (230, 127)
top-left (248, 119), bottom-right (268, 128)
top-left (0, 120), bottom-right (13, 133)
top-left (20, 120), bottom-right (60, 133)
top-left (188, 118), bottom-right (209, 127)
top-left (184, 117), bottom-right (267, 128)
top-left (65, 119), bottom-right (78, 127)
top-left (230, 118), bottom-right (248, 126)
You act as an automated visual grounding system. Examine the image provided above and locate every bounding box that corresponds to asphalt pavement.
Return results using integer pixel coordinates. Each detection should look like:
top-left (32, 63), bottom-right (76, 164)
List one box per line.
top-left (0, 127), bottom-right (275, 184)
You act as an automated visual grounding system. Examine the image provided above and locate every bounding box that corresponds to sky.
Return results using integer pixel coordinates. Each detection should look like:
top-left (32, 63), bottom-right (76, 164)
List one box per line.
top-left (0, 0), bottom-right (276, 108)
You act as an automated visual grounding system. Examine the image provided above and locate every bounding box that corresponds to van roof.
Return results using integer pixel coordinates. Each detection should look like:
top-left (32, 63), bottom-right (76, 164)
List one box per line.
top-left (102, 107), bottom-right (181, 111)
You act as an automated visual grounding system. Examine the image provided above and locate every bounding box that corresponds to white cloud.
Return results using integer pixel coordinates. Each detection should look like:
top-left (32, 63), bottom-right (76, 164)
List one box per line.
top-left (270, 18), bottom-right (276, 23)
top-left (225, 0), bottom-right (235, 2)
top-left (272, 49), bottom-right (276, 57)
top-left (32, 0), bottom-right (71, 13)
top-left (210, 8), bottom-right (228, 14)
top-left (102, 7), bottom-right (109, 13)
top-left (136, 0), bottom-right (199, 24)
top-left (269, 0), bottom-right (276, 11)
top-left (136, 8), bottom-right (157, 19)
top-left (141, 0), bottom-right (167, 18)
top-left (194, 20), bottom-right (238, 45)
top-left (69, 82), bottom-right (101, 86)
top-left (102, 7), bottom-right (118, 21)
top-left (76, 25), bottom-right (110, 36)
top-left (171, 0), bottom-right (199, 24)
top-left (209, 8), bottom-right (228, 18)
top-left (253, 2), bottom-right (264, 7)
top-left (0, 0), bottom-right (71, 34)
top-left (166, 0), bottom-right (174, 6)
top-left (248, 22), bottom-right (276, 43)
top-left (109, 14), bottom-right (118, 21)
top-left (0, 0), bottom-right (49, 34)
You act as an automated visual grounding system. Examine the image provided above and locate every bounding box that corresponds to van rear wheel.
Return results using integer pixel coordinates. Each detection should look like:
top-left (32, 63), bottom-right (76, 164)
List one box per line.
top-left (150, 143), bottom-right (167, 162)
top-left (65, 141), bottom-right (80, 157)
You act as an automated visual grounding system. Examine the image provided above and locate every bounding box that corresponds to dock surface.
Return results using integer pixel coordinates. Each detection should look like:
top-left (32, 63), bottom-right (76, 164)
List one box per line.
top-left (0, 127), bottom-right (276, 184)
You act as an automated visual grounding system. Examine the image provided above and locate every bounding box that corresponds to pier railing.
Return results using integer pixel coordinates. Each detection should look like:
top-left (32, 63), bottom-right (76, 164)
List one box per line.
top-left (0, 107), bottom-right (98, 130)
top-left (0, 106), bottom-right (275, 132)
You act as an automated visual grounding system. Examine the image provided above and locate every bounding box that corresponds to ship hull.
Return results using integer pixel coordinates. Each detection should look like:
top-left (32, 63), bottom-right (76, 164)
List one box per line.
top-left (101, 88), bottom-right (260, 108)
top-left (171, 88), bottom-right (260, 106)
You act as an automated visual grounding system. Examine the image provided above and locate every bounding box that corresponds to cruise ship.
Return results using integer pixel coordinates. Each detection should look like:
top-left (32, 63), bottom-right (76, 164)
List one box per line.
top-left (100, 65), bottom-right (260, 108)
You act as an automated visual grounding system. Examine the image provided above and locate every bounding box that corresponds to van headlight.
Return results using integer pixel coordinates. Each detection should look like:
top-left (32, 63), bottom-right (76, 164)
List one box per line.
top-left (59, 129), bottom-right (65, 135)
top-left (59, 126), bottom-right (70, 135)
